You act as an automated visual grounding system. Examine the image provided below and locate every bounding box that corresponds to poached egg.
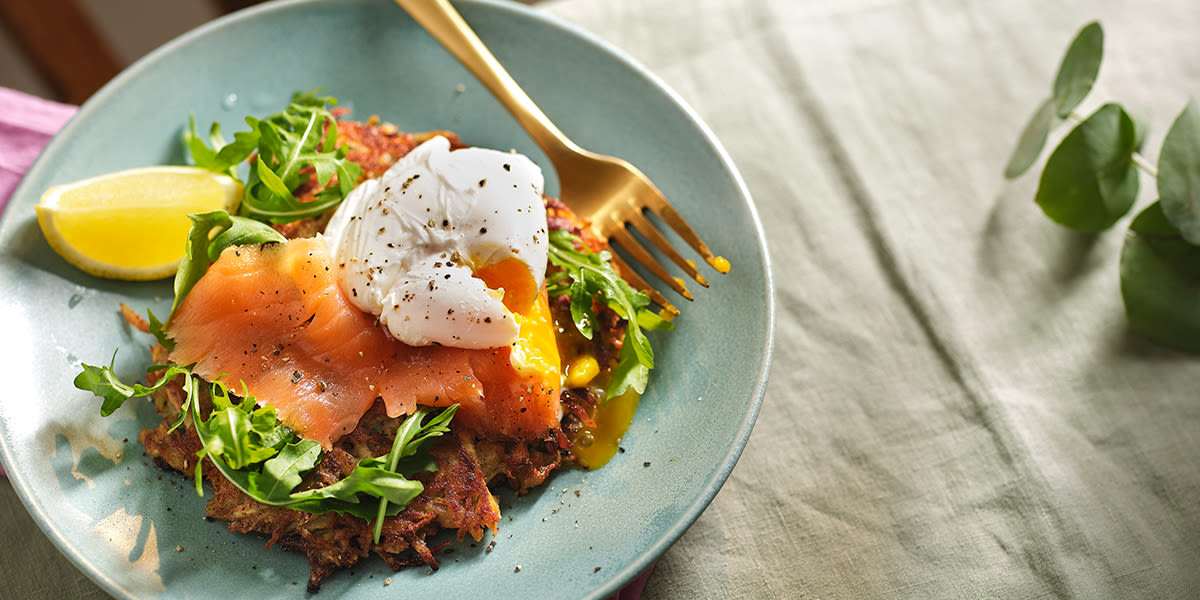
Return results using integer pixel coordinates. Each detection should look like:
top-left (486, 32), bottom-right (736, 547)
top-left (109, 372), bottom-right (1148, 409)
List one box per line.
top-left (323, 135), bottom-right (548, 349)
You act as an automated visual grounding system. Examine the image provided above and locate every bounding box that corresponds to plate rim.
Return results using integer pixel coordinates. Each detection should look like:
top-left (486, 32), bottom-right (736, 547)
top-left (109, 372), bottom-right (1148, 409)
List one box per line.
top-left (0, 0), bottom-right (776, 597)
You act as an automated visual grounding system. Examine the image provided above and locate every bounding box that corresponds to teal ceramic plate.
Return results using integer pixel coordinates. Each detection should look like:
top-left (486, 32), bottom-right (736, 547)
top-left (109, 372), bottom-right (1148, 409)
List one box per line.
top-left (0, 0), bottom-right (773, 597)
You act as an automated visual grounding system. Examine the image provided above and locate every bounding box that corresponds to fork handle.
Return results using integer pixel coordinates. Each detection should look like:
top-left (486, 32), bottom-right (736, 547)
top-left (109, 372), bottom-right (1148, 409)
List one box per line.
top-left (395, 0), bottom-right (580, 161)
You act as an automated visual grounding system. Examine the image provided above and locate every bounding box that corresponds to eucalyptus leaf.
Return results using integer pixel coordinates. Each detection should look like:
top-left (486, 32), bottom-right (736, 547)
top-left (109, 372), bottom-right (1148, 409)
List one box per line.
top-left (1004, 97), bottom-right (1059, 179)
top-left (1035, 103), bottom-right (1140, 232)
top-left (1120, 201), bottom-right (1200, 352)
top-left (1128, 107), bottom-right (1150, 152)
top-left (1157, 100), bottom-right (1200, 244)
top-left (1052, 21), bottom-right (1104, 118)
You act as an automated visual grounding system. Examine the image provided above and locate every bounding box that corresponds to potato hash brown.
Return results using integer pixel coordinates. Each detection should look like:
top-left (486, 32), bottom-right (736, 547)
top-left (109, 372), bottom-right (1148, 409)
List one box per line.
top-left (129, 116), bottom-right (629, 592)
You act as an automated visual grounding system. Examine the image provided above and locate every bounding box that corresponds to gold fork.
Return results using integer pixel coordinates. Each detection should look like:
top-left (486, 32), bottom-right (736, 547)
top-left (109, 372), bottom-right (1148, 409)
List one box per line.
top-left (395, 0), bottom-right (728, 315)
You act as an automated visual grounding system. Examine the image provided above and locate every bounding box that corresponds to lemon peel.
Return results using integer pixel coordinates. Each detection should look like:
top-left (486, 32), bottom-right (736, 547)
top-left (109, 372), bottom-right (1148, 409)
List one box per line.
top-left (35, 166), bottom-right (242, 280)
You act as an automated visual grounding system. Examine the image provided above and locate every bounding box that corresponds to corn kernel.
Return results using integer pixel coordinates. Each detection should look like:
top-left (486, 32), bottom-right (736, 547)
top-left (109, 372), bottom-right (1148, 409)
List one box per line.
top-left (565, 356), bottom-right (600, 388)
top-left (708, 255), bottom-right (731, 274)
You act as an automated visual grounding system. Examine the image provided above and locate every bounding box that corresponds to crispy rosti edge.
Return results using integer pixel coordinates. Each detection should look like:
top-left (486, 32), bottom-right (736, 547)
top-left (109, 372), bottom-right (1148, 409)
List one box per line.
top-left (126, 120), bottom-right (626, 591)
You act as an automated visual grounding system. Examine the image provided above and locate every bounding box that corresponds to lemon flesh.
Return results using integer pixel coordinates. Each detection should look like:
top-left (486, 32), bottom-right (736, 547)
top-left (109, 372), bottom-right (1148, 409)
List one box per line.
top-left (36, 167), bottom-right (242, 280)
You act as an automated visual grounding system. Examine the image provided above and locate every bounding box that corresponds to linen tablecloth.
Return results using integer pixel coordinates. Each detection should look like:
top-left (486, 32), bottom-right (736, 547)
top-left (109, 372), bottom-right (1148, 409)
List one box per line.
top-left (4, 0), bottom-right (1200, 597)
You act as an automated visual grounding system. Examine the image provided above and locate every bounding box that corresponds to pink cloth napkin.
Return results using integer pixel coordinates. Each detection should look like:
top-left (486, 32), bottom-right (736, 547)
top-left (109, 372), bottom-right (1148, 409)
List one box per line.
top-left (0, 87), bottom-right (75, 478)
top-left (0, 87), bottom-right (77, 216)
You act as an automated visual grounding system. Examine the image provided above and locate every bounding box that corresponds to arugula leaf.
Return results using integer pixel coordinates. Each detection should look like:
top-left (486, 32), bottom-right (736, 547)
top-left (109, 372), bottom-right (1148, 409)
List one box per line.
top-left (196, 380), bottom-right (288, 469)
top-left (547, 230), bottom-right (673, 397)
top-left (254, 440), bottom-right (323, 502)
top-left (186, 90), bottom-right (363, 224)
top-left (184, 116), bottom-right (237, 179)
top-left (145, 309), bottom-right (172, 351)
top-left (286, 455), bottom-right (425, 518)
top-left (206, 212), bottom-right (288, 262)
top-left (76, 359), bottom-right (455, 538)
top-left (169, 210), bottom-right (284, 319)
top-left (607, 341), bottom-right (650, 402)
top-left (372, 405), bottom-right (457, 542)
top-left (74, 353), bottom-right (191, 418)
top-left (189, 398), bottom-right (456, 540)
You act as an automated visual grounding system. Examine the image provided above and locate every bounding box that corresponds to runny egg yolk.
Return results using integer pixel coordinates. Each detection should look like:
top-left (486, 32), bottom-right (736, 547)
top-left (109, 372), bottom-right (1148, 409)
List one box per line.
top-left (447, 285), bottom-right (562, 439)
top-left (508, 287), bottom-right (560, 381)
top-left (476, 256), bottom-right (539, 314)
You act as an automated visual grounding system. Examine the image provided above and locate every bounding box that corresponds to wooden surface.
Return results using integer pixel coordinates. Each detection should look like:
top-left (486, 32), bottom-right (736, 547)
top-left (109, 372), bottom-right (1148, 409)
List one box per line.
top-left (0, 0), bottom-right (545, 105)
top-left (0, 0), bottom-right (121, 104)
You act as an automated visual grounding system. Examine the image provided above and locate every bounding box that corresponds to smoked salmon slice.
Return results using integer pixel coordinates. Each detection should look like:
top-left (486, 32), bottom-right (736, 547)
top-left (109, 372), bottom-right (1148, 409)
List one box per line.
top-left (166, 237), bottom-right (562, 448)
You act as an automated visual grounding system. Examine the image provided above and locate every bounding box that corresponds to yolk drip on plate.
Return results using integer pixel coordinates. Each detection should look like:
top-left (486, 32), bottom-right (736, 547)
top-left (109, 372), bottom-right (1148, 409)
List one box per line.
top-left (572, 389), bottom-right (640, 470)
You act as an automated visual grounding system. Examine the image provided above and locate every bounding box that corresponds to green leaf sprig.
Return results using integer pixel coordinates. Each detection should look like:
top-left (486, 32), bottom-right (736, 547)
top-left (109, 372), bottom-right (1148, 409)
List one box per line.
top-left (546, 230), bottom-right (673, 398)
top-left (186, 90), bottom-right (363, 223)
top-left (170, 210), bottom-right (285, 319)
top-left (1005, 21), bottom-right (1200, 352)
top-left (74, 358), bottom-right (455, 544)
top-left (140, 209), bottom-right (284, 350)
top-left (74, 353), bottom-right (193, 424)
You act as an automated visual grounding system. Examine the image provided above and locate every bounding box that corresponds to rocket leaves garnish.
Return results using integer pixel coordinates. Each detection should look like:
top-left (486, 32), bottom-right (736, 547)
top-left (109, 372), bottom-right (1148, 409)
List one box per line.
top-left (186, 90), bottom-right (363, 223)
top-left (74, 353), bottom-right (193, 423)
top-left (547, 230), bottom-right (673, 398)
top-left (197, 379), bottom-right (293, 470)
top-left (370, 404), bottom-right (457, 543)
top-left (1005, 21), bottom-right (1200, 352)
top-left (193, 394), bottom-right (455, 543)
top-left (135, 210), bottom-right (283, 351)
top-left (170, 210), bottom-right (285, 320)
top-left (74, 358), bottom-right (455, 544)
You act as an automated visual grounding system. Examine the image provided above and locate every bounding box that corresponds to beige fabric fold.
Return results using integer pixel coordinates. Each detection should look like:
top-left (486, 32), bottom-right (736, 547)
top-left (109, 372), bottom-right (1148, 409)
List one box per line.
top-left (4, 0), bottom-right (1200, 597)
top-left (544, 0), bottom-right (1200, 597)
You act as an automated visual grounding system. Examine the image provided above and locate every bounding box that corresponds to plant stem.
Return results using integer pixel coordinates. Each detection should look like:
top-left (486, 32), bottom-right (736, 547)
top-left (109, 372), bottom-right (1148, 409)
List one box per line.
top-left (1131, 153), bottom-right (1158, 178)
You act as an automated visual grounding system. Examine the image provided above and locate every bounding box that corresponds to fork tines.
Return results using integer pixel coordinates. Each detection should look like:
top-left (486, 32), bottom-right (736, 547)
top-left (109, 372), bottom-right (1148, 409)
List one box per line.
top-left (610, 202), bottom-right (725, 316)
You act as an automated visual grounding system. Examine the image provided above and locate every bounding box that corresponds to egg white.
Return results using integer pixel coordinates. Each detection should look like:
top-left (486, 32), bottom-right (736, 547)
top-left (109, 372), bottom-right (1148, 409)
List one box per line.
top-left (324, 135), bottom-right (548, 348)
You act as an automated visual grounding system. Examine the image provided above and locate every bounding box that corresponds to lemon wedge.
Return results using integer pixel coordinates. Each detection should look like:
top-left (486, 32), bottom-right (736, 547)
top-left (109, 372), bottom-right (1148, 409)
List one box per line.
top-left (36, 166), bottom-right (243, 280)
